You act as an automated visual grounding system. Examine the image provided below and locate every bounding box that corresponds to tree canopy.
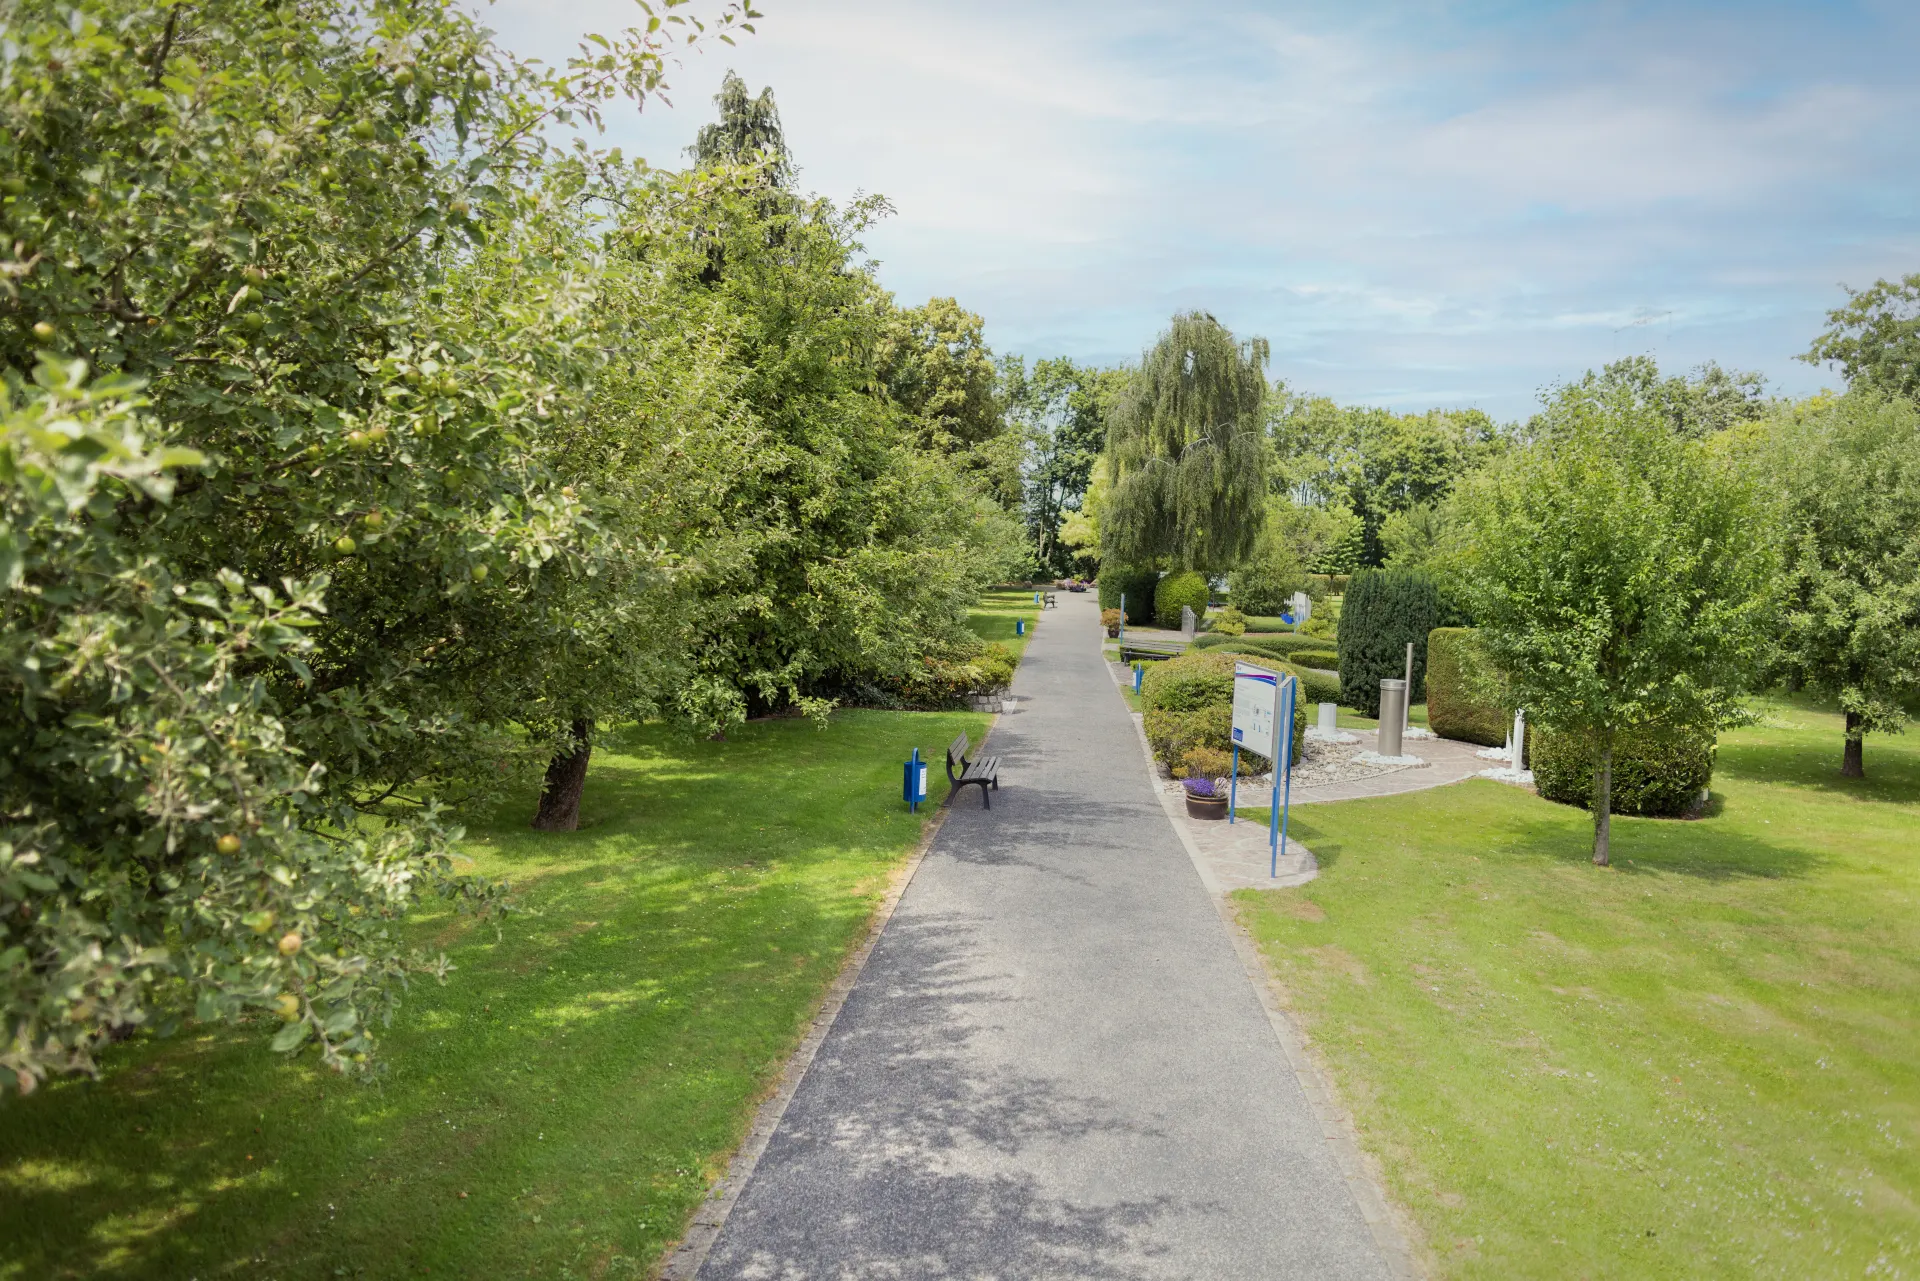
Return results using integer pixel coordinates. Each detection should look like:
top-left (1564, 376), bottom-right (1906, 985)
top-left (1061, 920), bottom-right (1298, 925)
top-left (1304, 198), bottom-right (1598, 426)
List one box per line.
top-left (1457, 375), bottom-right (1777, 865)
top-left (1102, 312), bottom-right (1267, 572)
top-left (1803, 273), bottom-right (1920, 399)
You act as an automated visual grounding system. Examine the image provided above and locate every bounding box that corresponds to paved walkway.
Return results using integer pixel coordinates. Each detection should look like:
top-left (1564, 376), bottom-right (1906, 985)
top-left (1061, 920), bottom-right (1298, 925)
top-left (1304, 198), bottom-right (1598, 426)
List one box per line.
top-left (698, 595), bottom-right (1400, 1280)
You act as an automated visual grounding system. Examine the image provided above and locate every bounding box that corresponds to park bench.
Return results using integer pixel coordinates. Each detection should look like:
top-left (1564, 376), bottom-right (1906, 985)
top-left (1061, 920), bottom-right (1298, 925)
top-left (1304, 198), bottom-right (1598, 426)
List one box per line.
top-left (945, 732), bottom-right (1000, 809)
top-left (1118, 638), bottom-right (1184, 664)
top-left (1044, 592), bottom-right (1058, 609)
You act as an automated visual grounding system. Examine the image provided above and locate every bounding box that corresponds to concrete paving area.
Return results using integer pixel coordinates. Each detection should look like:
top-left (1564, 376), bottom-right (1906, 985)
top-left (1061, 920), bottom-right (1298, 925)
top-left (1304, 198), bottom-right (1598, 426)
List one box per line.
top-left (694, 594), bottom-right (1406, 1280)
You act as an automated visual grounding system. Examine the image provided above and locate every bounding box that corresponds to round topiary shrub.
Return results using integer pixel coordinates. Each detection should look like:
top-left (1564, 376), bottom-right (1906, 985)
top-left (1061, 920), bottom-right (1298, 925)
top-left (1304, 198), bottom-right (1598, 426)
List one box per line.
top-left (1098, 564), bottom-right (1160, 626)
top-left (1425, 627), bottom-right (1507, 747)
top-left (1139, 649), bottom-right (1307, 765)
top-left (1154, 570), bottom-right (1210, 629)
top-left (1530, 722), bottom-right (1717, 817)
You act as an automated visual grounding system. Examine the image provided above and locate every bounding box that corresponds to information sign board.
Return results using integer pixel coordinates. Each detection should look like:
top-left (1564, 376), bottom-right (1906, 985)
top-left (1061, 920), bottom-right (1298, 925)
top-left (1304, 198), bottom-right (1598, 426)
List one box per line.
top-left (1232, 662), bottom-right (1283, 763)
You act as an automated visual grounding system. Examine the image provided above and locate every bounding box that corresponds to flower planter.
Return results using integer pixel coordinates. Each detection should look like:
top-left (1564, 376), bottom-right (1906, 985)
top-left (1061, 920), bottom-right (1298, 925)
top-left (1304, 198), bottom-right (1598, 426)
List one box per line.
top-left (1106, 625), bottom-right (1120, 638)
top-left (1184, 792), bottom-right (1228, 820)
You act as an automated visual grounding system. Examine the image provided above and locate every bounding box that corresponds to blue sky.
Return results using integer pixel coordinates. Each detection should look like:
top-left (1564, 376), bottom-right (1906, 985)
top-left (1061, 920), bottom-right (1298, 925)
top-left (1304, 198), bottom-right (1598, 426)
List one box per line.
top-left (484, 0), bottom-right (1919, 420)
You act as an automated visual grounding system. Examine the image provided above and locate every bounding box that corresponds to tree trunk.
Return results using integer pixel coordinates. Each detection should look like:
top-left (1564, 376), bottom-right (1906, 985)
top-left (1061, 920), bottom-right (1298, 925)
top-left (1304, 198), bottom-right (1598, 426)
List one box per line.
top-left (1592, 740), bottom-right (1613, 867)
top-left (530, 717), bottom-right (594, 832)
top-left (1841, 711), bottom-right (1865, 778)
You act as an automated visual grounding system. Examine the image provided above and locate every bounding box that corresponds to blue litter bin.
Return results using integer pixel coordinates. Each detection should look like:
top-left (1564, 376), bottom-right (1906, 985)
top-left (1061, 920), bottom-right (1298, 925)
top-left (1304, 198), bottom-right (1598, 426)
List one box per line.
top-left (902, 747), bottom-right (928, 812)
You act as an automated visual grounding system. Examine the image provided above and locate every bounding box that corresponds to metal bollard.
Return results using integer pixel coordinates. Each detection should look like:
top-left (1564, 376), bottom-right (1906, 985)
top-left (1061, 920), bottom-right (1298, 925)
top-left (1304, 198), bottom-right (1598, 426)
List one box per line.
top-left (1378, 679), bottom-right (1407, 757)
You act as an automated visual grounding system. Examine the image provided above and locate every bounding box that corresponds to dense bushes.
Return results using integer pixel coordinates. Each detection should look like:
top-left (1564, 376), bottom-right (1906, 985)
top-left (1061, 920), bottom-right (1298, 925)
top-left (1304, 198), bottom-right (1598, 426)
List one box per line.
top-left (1290, 648), bottom-right (1340, 670)
top-left (1191, 636), bottom-right (1340, 703)
top-left (1307, 573), bottom-right (1352, 596)
top-left (1140, 650), bottom-right (1308, 770)
top-left (1154, 570), bottom-right (1211, 629)
top-left (1194, 632), bottom-right (1327, 657)
top-left (1531, 723), bottom-right (1717, 817)
top-left (1098, 565), bottom-right (1159, 625)
top-left (1338, 568), bottom-right (1458, 716)
top-left (1425, 628), bottom-right (1509, 746)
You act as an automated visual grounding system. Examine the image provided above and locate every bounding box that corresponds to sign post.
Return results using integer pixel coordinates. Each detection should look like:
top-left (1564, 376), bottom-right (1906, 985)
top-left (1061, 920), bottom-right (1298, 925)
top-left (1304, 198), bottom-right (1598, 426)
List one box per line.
top-left (1231, 661), bottom-right (1298, 872)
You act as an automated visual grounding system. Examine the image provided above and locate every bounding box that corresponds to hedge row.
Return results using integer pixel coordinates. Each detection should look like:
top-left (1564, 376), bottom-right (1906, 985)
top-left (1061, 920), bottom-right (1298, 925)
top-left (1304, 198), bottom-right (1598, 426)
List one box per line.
top-left (1098, 565), bottom-right (1159, 626)
top-left (1289, 648), bottom-right (1340, 670)
top-left (1189, 636), bottom-right (1341, 703)
top-left (1531, 722), bottom-right (1716, 817)
top-left (1424, 627), bottom-right (1508, 747)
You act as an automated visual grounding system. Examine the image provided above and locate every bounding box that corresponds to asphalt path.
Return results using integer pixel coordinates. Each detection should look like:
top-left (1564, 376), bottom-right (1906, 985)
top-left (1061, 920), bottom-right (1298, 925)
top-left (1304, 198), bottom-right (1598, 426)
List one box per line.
top-left (698, 595), bottom-right (1395, 1279)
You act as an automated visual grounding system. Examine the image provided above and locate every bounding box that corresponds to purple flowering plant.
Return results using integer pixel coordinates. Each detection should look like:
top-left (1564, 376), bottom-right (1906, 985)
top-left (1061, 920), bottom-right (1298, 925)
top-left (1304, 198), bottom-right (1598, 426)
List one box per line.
top-left (1181, 777), bottom-right (1220, 798)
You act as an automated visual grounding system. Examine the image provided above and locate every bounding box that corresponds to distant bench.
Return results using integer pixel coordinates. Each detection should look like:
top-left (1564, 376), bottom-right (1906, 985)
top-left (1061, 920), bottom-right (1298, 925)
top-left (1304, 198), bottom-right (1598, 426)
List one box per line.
top-left (1118, 638), bottom-right (1184, 664)
top-left (945, 732), bottom-right (1000, 809)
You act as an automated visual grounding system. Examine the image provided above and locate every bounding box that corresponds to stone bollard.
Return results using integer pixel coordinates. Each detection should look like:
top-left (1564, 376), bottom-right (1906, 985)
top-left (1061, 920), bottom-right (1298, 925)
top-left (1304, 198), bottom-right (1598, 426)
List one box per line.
top-left (1317, 702), bottom-right (1338, 734)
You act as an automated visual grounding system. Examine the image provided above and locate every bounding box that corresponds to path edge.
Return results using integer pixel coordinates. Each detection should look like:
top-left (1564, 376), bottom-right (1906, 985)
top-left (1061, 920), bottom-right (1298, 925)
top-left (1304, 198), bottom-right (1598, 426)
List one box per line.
top-left (1105, 645), bottom-right (1427, 1280)
top-left (654, 729), bottom-right (982, 1280)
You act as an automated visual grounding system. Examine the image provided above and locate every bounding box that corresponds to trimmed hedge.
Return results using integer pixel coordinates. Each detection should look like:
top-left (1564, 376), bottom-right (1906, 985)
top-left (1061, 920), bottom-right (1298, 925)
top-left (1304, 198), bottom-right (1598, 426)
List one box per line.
top-left (1193, 632), bottom-right (1327, 657)
top-left (1154, 570), bottom-right (1210, 629)
top-left (1098, 565), bottom-right (1159, 626)
top-left (1289, 648), bottom-right (1339, 670)
top-left (1531, 722), bottom-right (1717, 818)
top-left (1337, 567), bottom-right (1454, 717)
top-left (1425, 627), bottom-right (1507, 747)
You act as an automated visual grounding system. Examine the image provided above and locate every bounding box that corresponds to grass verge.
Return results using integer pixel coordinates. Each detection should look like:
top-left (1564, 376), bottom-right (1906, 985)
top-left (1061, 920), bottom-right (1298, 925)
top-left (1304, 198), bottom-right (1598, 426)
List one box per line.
top-left (1232, 698), bottom-right (1920, 1278)
top-left (0, 710), bottom-right (986, 1281)
top-left (967, 589), bottom-right (1043, 661)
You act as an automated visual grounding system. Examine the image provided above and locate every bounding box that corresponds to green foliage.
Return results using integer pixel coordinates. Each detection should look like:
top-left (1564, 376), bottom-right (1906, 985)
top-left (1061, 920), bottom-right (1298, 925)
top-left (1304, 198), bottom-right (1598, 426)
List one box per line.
top-left (1001, 356), bottom-right (1120, 575)
top-left (1269, 392), bottom-right (1508, 566)
top-left (1425, 627), bottom-right (1509, 747)
top-left (1103, 312), bottom-right (1268, 572)
top-left (1228, 497), bottom-right (1308, 613)
top-left (1760, 391), bottom-right (1920, 775)
top-left (1337, 568), bottom-right (1453, 717)
top-left (1457, 373), bottom-right (1778, 862)
top-left (1290, 648), bottom-right (1340, 670)
top-left (1140, 649), bottom-right (1306, 766)
top-left (1097, 564), bottom-right (1158, 625)
top-left (1802, 273), bottom-right (1920, 399)
top-left (1531, 721), bottom-right (1716, 817)
top-left (877, 640), bottom-right (1016, 709)
top-left (1544, 356), bottom-right (1768, 441)
top-left (690, 70), bottom-right (791, 187)
top-left (1153, 569), bottom-right (1210, 629)
top-left (0, 0), bottom-right (1020, 1090)
top-left (1212, 606), bottom-right (1247, 636)
top-left (1306, 572), bottom-right (1352, 596)
top-left (879, 297), bottom-right (1019, 510)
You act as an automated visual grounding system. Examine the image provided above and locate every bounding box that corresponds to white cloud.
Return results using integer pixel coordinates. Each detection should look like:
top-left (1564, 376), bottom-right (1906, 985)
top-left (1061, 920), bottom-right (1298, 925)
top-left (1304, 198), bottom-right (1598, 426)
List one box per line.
top-left (478, 0), bottom-right (1920, 417)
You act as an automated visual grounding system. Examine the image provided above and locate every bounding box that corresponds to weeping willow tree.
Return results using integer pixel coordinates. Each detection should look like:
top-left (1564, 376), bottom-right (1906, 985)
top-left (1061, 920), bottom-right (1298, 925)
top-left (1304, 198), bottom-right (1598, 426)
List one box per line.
top-left (1102, 312), bottom-right (1270, 571)
top-left (690, 71), bottom-right (792, 186)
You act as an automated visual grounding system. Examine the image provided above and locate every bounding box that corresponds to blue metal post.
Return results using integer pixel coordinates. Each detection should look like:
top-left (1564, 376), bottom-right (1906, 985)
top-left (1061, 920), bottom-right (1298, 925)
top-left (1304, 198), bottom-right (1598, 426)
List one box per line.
top-left (1271, 677), bottom-right (1297, 876)
top-left (1033, 591), bottom-right (1041, 605)
top-left (1133, 663), bottom-right (1143, 695)
top-left (1229, 744), bottom-right (1239, 825)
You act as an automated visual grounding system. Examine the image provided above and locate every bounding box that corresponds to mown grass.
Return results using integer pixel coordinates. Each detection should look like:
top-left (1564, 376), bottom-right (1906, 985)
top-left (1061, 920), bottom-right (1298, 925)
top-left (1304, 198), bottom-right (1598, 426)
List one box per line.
top-left (0, 710), bottom-right (985, 1280)
top-left (967, 588), bottom-right (1044, 661)
top-left (1233, 697), bottom-right (1920, 1278)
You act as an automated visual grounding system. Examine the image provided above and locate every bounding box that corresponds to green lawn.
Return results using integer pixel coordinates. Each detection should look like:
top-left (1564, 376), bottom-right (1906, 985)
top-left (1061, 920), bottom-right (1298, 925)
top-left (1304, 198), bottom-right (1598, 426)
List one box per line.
top-left (0, 710), bottom-right (985, 1280)
top-left (1233, 699), bottom-right (1920, 1278)
top-left (968, 588), bottom-right (1045, 660)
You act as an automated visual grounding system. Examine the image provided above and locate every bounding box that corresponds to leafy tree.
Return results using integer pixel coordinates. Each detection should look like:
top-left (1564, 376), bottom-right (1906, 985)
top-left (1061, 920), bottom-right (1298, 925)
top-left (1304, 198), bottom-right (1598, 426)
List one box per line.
top-left (1269, 394), bottom-right (1506, 565)
top-left (0, 0), bottom-right (757, 1089)
top-left (1103, 312), bottom-right (1267, 572)
top-left (1227, 498), bottom-right (1307, 613)
top-left (1761, 391), bottom-right (1920, 777)
top-left (1001, 356), bottom-right (1117, 574)
top-left (879, 298), bottom-right (1019, 509)
top-left (690, 70), bottom-right (791, 187)
top-left (1545, 356), bottom-right (1768, 441)
top-left (1457, 376), bottom-right (1777, 865)
top-left (1380, 500), bottom-right (1450, 569)
top-left (1803, 274), bottom-right (1920, 399)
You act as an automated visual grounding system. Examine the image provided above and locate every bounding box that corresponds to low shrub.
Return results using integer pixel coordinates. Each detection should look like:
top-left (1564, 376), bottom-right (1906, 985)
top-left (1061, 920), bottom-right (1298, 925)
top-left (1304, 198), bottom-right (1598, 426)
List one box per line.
top-left (1301, 615), bottom-right (1336, 640)
top-left (1290, 648), bottom-right (1340, 670)
top-left (1177, 745), bottom-right (1236, 780)
top-left (1097, 564), bottom-right (1160, 626)
top-left (1193, 632), bottom-right (1327, 658)
top-left (1100, 608), bottom-right (1122, 634)
top-left (1154, 570), bottom-right (1211, 630)
top-left (1425, 628), bottom-right (1507, 747)
top-left (1140, 649), bottom-right (1238, 712)
top-left (1531, 721), bottom-right (1717, 817)
top-left (1306, 572), bottom-right (1351, 596)
top-left (881, 640), bottom-right (1016, 709)
top-left (1212, 606), bottom-right (1247, 636)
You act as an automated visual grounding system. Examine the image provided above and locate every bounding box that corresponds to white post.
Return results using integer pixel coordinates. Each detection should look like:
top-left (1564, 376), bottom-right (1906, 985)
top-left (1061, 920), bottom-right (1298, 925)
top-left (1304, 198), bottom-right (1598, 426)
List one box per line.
top-left (1513, 710), bottom-right (1526, 770)
top-left (1404, 642), bottom-right (1415, 736)
top-left (1317, 702), bottom-right (1337, 734)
